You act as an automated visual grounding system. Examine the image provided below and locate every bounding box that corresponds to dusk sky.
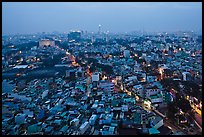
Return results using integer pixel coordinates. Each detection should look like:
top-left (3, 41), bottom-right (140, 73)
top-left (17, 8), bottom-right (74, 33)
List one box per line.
top-left (2, 2), bottom-right (202, 35)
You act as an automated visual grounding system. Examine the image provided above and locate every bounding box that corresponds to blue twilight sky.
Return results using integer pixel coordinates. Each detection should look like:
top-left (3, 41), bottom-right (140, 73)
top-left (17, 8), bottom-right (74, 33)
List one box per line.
top-left (2, 2), bottom-right (202, 35)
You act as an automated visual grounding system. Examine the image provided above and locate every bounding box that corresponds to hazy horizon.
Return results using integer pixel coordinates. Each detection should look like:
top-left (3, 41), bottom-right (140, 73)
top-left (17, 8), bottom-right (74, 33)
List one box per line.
top-left (2, 2), bottom-right (202, 35)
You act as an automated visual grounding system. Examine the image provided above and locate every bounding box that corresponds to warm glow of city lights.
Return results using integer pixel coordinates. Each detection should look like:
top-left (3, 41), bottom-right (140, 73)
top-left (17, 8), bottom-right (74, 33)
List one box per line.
top-left (2, 6), bottom-right (202, 134)
top-left (159, 68), bottom-right (163, 75)
top-left (103, 75), bottom-right (107, 80)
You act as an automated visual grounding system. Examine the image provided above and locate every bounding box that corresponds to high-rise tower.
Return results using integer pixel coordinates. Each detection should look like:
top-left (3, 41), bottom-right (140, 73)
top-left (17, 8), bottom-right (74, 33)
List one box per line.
top-left (98, 24), bottom-right (101, 34)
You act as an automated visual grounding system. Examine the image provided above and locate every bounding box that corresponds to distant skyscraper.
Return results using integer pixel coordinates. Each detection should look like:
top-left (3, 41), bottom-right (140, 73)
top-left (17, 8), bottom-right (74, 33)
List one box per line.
top-left (91, 36), bottom-right (95, 43)
top-left (98, 24), bottom-right (101, 34)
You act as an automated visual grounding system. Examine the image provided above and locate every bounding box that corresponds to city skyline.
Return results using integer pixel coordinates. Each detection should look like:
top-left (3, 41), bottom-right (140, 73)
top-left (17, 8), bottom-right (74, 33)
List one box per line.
top-left (2, 2), bottom-right (202, 35)
top-left (2, 4), bottom-right (202, 134)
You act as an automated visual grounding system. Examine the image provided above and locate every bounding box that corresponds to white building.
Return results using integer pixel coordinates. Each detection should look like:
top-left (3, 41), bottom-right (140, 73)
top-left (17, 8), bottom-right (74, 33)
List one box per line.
top-left (79, 121), bottom-right (90, 135)
top-left (124, 50), bottom-right (130, 58)
top-left (122, 105), bottom-right (128, 112)
top-left (182, 72), bottom-right (191, 81)
top-left (42, 90), bottom-right (49, 99)
top-left (92, 72), bottom-right (100, 82)
top-left (39, 39), bottom-right (55, 48)
top-left (89, 114), bottom-right (98, 126)
top-left (13, 65), bottom-right (28, 69)
top-left (98, 81), bottom-right (114, 92)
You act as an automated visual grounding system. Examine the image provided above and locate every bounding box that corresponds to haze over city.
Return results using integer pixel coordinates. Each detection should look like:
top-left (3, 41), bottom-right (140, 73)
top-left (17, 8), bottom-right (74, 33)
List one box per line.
top-left (2, 2), bottom-right (202, 35)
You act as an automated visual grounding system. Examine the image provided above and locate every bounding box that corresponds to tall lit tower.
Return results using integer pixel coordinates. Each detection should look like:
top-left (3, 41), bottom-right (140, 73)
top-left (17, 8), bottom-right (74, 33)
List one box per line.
top-left (98, 24), bottom-right (101, 34)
